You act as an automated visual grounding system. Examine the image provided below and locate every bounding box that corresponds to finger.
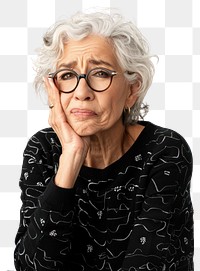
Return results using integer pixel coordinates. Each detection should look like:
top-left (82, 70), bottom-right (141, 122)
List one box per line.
top-left (43, 76), bottom-right (53, 107)
top-left (43, 77), bottom-right (59, 108)
top-left (43, 77), bottom-right (58, 124)
top-left (43, 77), bottom-right (72, 146)
top-left (44, 78), bottom-right (67, 131)
top-left (47, 78), bottom-right (64, 116)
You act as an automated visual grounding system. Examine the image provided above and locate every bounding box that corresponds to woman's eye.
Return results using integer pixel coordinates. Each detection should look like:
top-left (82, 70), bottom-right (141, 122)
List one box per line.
top-left (93, 70), bottom-right (110, 78)
top-left (60, 72), bottom-right (75, 80)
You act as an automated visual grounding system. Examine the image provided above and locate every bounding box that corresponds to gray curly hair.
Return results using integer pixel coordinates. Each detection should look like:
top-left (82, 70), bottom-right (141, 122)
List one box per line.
top-left (34, 11), bottom-right (155, 124)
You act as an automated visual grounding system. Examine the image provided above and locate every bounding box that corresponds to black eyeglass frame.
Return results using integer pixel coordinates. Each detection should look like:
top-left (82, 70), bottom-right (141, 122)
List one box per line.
top-left (48, 67), bottom-right (117, 93)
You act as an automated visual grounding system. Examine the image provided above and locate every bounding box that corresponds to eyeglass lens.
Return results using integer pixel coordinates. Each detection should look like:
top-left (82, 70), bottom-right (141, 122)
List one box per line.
top-left (54, 68), bottom-right (115, 93)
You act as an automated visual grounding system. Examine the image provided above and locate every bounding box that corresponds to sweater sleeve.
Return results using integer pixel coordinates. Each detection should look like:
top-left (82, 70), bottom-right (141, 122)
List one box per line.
top-left (122, 135), bottom-right (194, 270)
top-left (14, 131), bottom-right (75, 271)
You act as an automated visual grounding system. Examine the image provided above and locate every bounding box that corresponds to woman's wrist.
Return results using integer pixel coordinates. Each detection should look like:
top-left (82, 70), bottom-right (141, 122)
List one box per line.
top-left (54, 150), bottom-right (85, 188)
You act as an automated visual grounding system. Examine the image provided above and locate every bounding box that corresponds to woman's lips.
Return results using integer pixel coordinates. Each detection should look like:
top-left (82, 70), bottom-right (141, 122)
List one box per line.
top-left (71, 108), bottom-right (97, 117)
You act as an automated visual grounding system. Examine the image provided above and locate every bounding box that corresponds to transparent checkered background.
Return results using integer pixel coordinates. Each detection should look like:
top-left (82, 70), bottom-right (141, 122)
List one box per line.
top-left (0, 0), bottom-right (199, 270)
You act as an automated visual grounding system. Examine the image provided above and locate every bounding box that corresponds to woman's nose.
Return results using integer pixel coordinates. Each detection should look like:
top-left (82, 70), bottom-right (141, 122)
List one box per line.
top-left (74, 77), bottom-right (94, 101)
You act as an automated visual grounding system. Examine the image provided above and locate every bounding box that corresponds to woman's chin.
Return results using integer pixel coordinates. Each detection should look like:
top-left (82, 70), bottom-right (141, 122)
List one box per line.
top-left (72, 124), bottom-right (95, 137)
top-left (69, 118), bottom-right (105, 137)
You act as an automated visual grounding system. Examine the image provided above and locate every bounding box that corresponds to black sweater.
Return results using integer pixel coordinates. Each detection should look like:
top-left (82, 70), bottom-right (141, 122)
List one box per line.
top-left (14, 121), bottom-right (194, 270)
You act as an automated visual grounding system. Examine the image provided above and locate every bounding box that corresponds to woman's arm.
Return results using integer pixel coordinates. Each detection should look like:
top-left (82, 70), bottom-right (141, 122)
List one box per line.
top-left (14, 132), bottom-right (76, 270)
top-left (15, 76), bottom-right (90, 270)
top-left (122, 136), bottom-right (194, 270)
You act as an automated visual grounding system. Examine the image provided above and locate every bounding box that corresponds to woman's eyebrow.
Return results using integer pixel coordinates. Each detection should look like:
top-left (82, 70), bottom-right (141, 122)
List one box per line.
top-left (57, 61), bottom-right (76, 69)
top-left (89, 59), bottom-right (114, 68)
top-left (57, 59), bottom-right (114, 69)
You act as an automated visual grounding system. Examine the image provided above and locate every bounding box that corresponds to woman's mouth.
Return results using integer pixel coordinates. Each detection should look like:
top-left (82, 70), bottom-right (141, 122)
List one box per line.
top-left (70, 108), bottom-right (97, 117)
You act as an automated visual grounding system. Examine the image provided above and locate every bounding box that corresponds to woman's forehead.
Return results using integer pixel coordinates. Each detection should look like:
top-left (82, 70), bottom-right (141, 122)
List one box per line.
top-left (62, 35), bottom-right (113, 55)
top-left (58, 35), bottom-right (120, 69)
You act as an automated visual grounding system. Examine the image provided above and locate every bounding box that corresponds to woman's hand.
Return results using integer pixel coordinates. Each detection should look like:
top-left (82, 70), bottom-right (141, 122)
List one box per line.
top-left (43, 77), bottom-right (90, 188)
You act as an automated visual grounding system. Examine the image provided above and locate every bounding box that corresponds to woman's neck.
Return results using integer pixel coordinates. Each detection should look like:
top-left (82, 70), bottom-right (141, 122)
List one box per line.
top-left (84, 120), bottom-right (143, 169)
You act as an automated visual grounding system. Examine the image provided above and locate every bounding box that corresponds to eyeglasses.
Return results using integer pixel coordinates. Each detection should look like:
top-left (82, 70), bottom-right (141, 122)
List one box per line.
top-left (48, 67), bottom-right (117, 93)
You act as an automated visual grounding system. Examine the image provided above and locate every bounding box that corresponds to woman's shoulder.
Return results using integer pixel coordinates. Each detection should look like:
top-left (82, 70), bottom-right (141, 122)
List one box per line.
top-left (140, 121), bottom-right (190, 146)
top-left (30, 127), bottom-right (58, 142)
top-left (140, 121), bottom-right (193, 163)
top-left (25, 127), bottom-right (61, 153)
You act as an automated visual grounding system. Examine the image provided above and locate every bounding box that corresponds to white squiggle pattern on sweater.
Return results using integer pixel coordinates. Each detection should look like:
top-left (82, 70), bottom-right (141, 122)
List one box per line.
top-left (14, 122), bottom-right (194, 270)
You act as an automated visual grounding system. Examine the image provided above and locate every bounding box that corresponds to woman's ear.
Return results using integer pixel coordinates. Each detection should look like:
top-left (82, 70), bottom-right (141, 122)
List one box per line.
top-left (126, 80), bottom-right (141, 108)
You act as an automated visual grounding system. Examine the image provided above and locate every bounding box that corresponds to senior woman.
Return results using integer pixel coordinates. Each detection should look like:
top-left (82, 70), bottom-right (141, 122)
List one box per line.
top-left (14, 11), bottom-right (193, 270)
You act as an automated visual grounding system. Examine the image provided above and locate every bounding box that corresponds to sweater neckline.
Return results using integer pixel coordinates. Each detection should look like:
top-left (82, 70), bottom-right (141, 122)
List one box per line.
top-left (80, 121), bottom-right (154, 179)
